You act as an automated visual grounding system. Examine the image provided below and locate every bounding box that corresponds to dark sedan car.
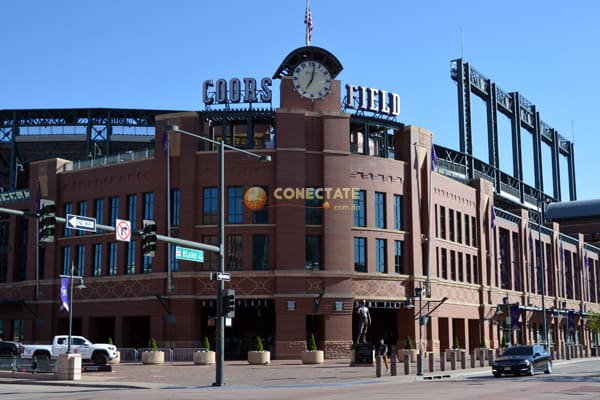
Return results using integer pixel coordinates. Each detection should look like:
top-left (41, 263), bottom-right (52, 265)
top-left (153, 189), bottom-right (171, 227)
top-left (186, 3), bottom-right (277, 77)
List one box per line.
top-left (492, 344), bottom-right (552, 377)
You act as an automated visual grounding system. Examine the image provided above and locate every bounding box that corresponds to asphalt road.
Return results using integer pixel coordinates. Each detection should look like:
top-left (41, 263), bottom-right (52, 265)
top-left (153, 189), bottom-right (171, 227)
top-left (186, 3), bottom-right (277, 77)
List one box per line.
top-left (1, 358), bottom-right (600, 400)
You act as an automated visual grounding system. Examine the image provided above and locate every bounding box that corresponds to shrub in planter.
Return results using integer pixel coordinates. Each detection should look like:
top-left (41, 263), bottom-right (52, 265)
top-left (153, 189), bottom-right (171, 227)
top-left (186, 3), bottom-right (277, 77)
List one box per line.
top-left (301, 333), bottom-right (324, 364)
top-left (142, 338), bottom-right (165, 365)
top-left (194, 336), bottom-right (215, 365)
top-left (248, 336), bottom-right (270, 365)
top-left (398, 336), bottom-right (417, 363)
top-left (108, 337), bottom-right (120, 365)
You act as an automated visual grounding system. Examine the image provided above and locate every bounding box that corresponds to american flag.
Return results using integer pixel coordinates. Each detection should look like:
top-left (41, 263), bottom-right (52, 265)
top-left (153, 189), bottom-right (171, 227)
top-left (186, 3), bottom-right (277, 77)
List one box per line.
top-left (304, 0), bottom-right (313, 45)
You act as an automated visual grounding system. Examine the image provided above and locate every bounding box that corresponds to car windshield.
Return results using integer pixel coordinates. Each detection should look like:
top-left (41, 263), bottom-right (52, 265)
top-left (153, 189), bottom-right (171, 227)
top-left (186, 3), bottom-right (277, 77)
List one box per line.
top-left (503, 346), bottom-right (533, 356)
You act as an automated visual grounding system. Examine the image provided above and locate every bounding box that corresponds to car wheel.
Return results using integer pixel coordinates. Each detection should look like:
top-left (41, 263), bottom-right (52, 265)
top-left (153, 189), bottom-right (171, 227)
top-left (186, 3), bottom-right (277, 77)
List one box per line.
top-left (544, 360), bottom-right (552, 374)
top-left (493, 372), bottom-right (501, 378)
top-left (529, 364), bottom-right (535, 376)
top-left (92, 352), bottom-right (109, 366)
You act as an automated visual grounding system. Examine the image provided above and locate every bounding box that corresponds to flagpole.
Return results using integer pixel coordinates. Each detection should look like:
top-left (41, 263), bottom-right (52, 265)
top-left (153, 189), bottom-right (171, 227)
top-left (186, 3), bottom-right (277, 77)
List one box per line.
top-left (305, 0), bottom-right (312, 46)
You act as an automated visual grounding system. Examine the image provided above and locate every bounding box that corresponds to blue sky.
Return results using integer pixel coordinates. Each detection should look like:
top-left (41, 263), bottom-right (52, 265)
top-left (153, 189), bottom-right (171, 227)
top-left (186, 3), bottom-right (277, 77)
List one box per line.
top-left (2, 1), bottom-right (599, 200)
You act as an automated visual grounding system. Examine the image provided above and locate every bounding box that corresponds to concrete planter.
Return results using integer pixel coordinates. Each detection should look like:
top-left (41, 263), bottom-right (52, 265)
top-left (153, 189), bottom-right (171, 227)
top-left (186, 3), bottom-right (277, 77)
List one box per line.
top-left (248, 351), bottom-right (270, 365)
top-left (398, 349), bottom-right (418, 363)
top-left (142, 351), bottom-right (165, 365)
top-left (445, 349), bottom-right (464, 361)
top-left (193, 350), bottom-right (215, 365)
top-left (476, 348), bottom-right (489, 360)
top-left (301, 350), bottom-right (324, 364)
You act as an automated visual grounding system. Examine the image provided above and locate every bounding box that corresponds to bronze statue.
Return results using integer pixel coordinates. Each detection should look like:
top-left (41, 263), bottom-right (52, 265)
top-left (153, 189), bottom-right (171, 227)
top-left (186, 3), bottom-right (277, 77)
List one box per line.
top-left (356, 300), bottom-right (371, 344)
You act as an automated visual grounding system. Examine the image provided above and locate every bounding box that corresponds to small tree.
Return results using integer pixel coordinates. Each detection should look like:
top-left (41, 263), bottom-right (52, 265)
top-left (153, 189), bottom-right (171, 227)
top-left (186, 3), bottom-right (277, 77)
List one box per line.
top-left (588, 312), bottom-right (600, 335)
top-left (501, 334), bottom-right (507, 348)
top-left (108, 337), bottom-right (114, 345)
top-left (202, 336), bottom-right (211, 351)
top-left (453, 336), bottom-right (460, 349)
top-left (150, 338), bottom-right (159, 351)
top-left (307, 333), bottom-right (318, 351)
top-left (480, 337), bottom-right (487, 348)
top-left (254, 336), bottom-right (264, 352)
top-left (405, 336), bottom-right (414, 350)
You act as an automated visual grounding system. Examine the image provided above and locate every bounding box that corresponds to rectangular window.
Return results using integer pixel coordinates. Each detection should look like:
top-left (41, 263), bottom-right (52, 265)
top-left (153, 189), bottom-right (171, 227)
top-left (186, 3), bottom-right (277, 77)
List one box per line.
top-left (450, 250), bottom-right (456, 280)
top-left (203, 187), bottom-right (217, 224)
top-left (62, 246), bottom-right (72, 275)
top-left (354, 237), bottom-right (366, 272)
top-left (252, 234), bottom-right (269, 270)
top-left (169, 244), bottom-right (179, 273)
top-left (473, 255), bottom-right (479, 284)
top-left (353, 190), bottom-right (366, 227)
top-left (439, 206), bottom-right (446, 239)
top-left (394, 240), bottom-right (404, 274)
top-left (464, 214), bottom-right (470, 246)
top-left (252, 186), bottom-right (269, 224)
top-left (201, 235), bottom-right (217, 271)
top-left (78, 201), bottom-right (87, 236)
top-left (227, 186), bottom-right (243, 224)
top-left (457, 252), bottom-right (463, 282)
top-left (375, 238), bottom-right (387, 273)
top-left (143, 192), bottom-right (154, 220)
top-left (127, 194), bottom-right (137, 229)
top-left (226, 235), bottom-right (243, 270)
top-left (126, 242), bottom-right (135, 274)
top-left (375, 192), bottom-right (386, 228)
top-left (305, 187), bottom-right (323, 225)
top-left (64, 203), bottom-right (73, 237)
top-left (471, 216), bottom-right (477, 247)
top-left (108, 243), bottom-right (118, 276)
top-left (110, 196), bottom-right (119, 226)
top-left (466, 254), bottom-right (471, 283)
top-left (393, 194), bottom-right (402, 230)
top-left (456, 211), bottom-right (462, 243)
top-left (77, 245), bottom-right (85, 276)
top-left (143, 255), bottom-right (152, 274)
top-left (513, 232), bottom-right (521, 291)
top-left (93, 244), bottom-right (102, 276)
top-left (95, 199), bottom-right (104, 226)
top-left (449, 209), bottom-right (455, 242)
top-left (305, 235), bottom-right (322, 270)
top-left (171, 188), bottom-right (181, 226)
top-left (441, 248), bottom-right (447, 279)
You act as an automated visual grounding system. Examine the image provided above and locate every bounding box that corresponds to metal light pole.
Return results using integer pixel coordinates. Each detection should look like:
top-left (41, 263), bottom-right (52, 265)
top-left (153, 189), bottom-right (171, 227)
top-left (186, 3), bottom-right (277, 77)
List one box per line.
top-left (59, 263), bottom-right (85, 354)
top-left (164, 125), bottom-right (270, 387)
top-left (416, 286), bottom-right (423, 376)
top-left (538, 199), bottom-right (548, 348)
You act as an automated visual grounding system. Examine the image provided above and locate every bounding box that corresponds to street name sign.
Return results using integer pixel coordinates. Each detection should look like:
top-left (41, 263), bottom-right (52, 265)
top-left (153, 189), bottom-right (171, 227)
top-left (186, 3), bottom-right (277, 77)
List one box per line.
top-left (175, 246), bottom-right (204, 262)
top-left (66, 214), bottom-right (96, 232)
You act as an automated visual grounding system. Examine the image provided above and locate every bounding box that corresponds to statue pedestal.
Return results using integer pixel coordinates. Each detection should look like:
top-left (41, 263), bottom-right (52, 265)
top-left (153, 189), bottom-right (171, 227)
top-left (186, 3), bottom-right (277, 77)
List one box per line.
top-left (351, 343), bottom-right (374, 366)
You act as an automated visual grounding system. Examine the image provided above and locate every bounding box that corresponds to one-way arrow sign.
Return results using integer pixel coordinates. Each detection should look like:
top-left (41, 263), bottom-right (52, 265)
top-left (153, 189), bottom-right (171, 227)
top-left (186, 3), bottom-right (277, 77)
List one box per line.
top-left (66, 214), bottom-right (97, 232)
top-left (211, 272), bottom-right (231, 281)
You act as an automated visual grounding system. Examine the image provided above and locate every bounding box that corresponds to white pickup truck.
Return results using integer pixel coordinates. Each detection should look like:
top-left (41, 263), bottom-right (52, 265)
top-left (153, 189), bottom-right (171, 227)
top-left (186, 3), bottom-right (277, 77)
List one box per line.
top-left (22, 335), bottom-right (118, 365)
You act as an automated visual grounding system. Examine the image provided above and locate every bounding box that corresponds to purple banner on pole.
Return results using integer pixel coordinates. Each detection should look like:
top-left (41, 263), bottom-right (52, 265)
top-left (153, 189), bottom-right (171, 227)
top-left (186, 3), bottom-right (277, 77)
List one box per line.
top-left (60, 277), bottom-right (69, 312)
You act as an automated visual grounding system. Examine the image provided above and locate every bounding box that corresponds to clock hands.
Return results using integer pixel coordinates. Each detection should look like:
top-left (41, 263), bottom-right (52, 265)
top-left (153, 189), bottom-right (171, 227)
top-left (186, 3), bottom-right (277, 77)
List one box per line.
top-left (306, 65), bottom-right (316, 89)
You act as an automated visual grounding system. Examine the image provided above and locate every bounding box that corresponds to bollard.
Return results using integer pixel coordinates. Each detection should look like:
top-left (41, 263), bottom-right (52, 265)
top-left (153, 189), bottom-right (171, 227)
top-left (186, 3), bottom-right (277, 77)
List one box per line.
top-left (404, 354), bottom-right (410, 375)
top-left (460, 351), bottom-right (466, 369)
top-left (440, 352), bottom-right (446, 371)
top-left (470, 350), bottom-right (476, 368)
top-left (390, 350), bottom-right (397, 376)
top-left (376, 355), bottom-right (382, 377)
top-left (450, 350), bottom-right (457, 370)
top-left (479, 349), bottom-right (485, 367)
top-left (428, 352), bottom-right (434, 373)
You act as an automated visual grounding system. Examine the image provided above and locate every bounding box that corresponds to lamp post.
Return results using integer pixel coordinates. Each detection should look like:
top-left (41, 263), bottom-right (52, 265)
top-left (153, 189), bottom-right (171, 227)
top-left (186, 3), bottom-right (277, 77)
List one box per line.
top-left (538, 198), bottom-right (548, 349)
top-left (164, 125), bottom-right (271, 387)
top-left (59, 263), bottom-right (85, 353)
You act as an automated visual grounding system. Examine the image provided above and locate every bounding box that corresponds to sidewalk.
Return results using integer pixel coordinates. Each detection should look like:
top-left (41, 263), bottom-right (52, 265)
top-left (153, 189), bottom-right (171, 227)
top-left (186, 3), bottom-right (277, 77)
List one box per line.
top-left (0, 358), bottom-right (494, 389)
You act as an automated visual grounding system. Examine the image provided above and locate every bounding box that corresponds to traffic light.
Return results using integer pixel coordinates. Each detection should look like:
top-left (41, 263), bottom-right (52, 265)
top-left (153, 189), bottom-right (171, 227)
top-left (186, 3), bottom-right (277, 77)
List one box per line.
top-left (222, 289), bottom-right (235, 318)
top-left (38, 199), bottom-right (56, 244)
top-left (141, 219), bottom-right (157, 257)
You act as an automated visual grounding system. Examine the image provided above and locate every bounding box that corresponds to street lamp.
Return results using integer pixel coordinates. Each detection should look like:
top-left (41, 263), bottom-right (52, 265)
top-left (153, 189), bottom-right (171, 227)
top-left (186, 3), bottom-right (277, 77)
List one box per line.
top-left (164, 124), bottom-right (271, 387)
top-left (59, 263), bottom-right (86, 354)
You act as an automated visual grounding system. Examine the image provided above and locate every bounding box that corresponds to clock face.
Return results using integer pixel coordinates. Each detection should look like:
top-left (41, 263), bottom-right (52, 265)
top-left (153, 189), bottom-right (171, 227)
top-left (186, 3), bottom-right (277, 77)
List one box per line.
top-left (292, 61), bottom-right (331, 99)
